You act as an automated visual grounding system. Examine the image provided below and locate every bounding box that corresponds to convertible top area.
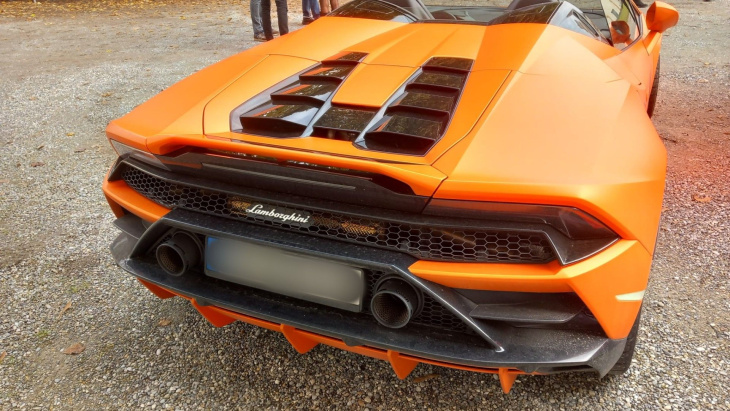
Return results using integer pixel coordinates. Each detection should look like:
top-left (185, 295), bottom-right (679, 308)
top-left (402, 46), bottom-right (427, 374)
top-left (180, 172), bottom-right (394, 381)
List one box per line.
top-left (334, 0), bottom-right (639, 47)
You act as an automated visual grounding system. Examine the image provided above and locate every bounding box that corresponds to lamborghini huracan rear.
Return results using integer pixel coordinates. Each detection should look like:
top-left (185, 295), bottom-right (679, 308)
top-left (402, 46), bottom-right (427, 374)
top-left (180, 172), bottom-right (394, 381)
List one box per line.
top-left (102, 0), bottom-right (678, 392)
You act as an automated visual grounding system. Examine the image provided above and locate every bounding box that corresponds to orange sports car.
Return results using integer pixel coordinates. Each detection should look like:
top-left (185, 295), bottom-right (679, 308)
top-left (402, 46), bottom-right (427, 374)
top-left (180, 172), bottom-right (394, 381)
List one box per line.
top-left (103, 0), bottom-right (678, 392)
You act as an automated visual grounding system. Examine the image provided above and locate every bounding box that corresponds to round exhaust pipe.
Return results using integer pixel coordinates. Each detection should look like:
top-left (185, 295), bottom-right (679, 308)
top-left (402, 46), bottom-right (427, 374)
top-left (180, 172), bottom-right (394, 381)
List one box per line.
top-left (155, 231), bottom-right (202, 277)
top-left (371, 277), bottom-right (423, 329)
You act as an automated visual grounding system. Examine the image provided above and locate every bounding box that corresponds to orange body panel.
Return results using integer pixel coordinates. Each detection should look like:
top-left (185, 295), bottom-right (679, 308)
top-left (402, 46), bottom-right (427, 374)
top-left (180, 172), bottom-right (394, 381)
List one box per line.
top-left (410, 240), bottom-right (650, 339)
top-left (332, 64), bottom-right (416, 108)
top-left (103, 1), bottom-right (678, 377)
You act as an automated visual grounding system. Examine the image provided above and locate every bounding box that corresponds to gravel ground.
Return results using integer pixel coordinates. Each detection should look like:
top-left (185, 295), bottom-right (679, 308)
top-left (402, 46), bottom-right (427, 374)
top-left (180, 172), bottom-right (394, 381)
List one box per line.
top-left (0, 0), bottom-right (728, 409)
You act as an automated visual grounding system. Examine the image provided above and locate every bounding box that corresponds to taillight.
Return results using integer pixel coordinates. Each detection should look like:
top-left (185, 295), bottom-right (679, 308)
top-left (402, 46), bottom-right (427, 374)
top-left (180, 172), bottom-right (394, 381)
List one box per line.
top-left (424, 199), bottom-right (618, 265)
top-left (109, 139), bottom-right (164, 168)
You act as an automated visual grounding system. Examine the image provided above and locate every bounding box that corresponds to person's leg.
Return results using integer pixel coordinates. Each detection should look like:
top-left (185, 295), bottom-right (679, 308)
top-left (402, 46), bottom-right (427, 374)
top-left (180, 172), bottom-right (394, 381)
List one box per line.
top-left (275, 0), bottom-right (289, 35)
top-left (302, 0), bottom-right (314, 24)
top-left (261, 0), bottom-right (274, 40)
top-left (250, 0), bottom-right (264, 37)
top-left (329, 0), bottom-right (339, 12)
top-left (319, 0), bottom-right (330, 15)
top-left (312, 0), bottom-right (320, 18)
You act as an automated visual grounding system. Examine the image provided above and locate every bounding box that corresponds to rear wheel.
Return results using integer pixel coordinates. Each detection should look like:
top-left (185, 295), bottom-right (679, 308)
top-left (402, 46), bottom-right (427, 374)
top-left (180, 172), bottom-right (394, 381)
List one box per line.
top-left (608, 308), bottom-right (642, 375)
top-left (647, 58), bottom-right (660, 118)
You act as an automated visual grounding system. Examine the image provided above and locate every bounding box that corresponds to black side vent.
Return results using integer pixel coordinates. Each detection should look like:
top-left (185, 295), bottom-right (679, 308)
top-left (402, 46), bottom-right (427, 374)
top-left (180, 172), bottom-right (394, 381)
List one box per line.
top-left (361, 57), bottom-right (472, 155)
top-left (233, 52), bottom-right (367, 138)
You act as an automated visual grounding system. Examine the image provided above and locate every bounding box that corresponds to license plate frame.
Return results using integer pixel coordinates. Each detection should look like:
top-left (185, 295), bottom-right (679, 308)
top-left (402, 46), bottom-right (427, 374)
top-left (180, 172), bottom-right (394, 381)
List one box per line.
top-left (204, 237), bottom-right (364, 312)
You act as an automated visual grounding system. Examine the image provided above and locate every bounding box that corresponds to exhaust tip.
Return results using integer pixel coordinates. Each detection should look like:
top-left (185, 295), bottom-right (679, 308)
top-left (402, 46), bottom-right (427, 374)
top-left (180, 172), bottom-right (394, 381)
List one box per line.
top-left (371, 278), bottom-right (423, 329)
top-left (155, 231), bottom-right (201, 277)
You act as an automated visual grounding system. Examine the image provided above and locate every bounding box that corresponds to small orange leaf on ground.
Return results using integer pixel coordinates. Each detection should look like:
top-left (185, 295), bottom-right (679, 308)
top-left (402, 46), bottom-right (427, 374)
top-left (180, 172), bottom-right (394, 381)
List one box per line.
top-left (63, 343), bottom-right (85, 355)
top-left (0, 351), bottom-right (7, 364)
top-left (413, 373), bottom-right (440, 383)
top-left (158, 318), bottom-right (172, 327)
top-left (59, 301), bottom-right (72, 318)
top-left (30, 162), bottom-right (45, 167)
top-left (66, 132), bottom-right (75, 136)
top-left (692, 195), bottom-right (711, 203)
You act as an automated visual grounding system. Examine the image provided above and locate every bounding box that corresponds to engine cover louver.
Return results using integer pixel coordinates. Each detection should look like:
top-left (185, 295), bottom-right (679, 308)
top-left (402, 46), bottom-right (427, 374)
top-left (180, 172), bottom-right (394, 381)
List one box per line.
top-left (230, 55), bottom-right (473, 156)
top-left (233, 52), bottom-right (367, 137)
top-left (360, 57), bottom-right (472, 155)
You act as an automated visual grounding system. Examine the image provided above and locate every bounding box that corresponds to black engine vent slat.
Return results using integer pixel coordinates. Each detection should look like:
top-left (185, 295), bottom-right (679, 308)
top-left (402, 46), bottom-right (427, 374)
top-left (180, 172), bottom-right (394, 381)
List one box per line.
top-left (270, 82), bottom-right (337, 107)
top-left (371, 114), bottom-right (445, 140)
top-left (299, 64), bottom-right (356, 83)
top-left (323, 51), bottom-right (368, 64)
top-left (410, 71), bottom-right (467, 91)
top-left (388, 91), bottom-right (456, 117)
top-left (312, 107), bottom-right (377, 141)
top-left (365, 114), bottom-right (446, 154)
top-left (240, 103), bottom-right (319, 137)
top-left (423, 57), bottom-right (474, 73)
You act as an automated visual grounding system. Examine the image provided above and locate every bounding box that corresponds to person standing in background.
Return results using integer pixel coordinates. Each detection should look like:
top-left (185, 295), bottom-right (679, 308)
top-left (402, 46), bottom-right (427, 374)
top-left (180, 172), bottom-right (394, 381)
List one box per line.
top-left (249, 0), bottom-right (279, 42)
top-left (250, 0), bottom-right (266, 41)
top-left (261, 0), bottom-right (288, 41)
top-left (302, 0), bottom-right (320, 25)
top-left (318, 0), bottom-right (339, 16)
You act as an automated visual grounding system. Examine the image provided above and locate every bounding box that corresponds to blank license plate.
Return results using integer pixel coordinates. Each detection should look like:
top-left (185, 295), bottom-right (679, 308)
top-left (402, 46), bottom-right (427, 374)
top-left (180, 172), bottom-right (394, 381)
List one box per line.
top-left (205, 237), bottom-right (364, 312)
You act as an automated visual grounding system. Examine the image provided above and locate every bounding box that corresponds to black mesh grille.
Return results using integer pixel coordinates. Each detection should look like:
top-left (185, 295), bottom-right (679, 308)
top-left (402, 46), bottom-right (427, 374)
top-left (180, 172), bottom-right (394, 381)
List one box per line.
top-left (121, 167), bottom-right (555, 263)
top-left (364, 270), bottom-right (470, 333)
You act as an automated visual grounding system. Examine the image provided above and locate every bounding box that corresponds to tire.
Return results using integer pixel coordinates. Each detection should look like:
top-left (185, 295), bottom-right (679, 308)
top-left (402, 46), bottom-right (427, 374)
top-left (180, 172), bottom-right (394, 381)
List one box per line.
top-left (608, 308), bottom-right (642, 375)
top-left (647, 57), bottom-right (660, 118)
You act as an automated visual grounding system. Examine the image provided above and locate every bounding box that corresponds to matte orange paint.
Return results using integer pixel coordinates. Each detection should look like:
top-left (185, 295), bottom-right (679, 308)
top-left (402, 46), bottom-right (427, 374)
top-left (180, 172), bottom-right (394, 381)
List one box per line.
top-left (105, 5), bottom-right (678, 364)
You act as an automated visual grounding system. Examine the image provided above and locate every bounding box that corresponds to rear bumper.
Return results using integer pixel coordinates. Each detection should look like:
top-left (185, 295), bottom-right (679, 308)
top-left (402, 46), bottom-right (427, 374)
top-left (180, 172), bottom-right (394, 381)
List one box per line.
top-left (110, 208), bottom-right (627, 380)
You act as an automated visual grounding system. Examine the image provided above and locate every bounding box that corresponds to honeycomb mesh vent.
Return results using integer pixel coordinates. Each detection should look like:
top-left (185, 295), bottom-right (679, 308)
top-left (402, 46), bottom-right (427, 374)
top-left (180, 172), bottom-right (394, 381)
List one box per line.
top-left (122, 167), bottom-right (555, 263)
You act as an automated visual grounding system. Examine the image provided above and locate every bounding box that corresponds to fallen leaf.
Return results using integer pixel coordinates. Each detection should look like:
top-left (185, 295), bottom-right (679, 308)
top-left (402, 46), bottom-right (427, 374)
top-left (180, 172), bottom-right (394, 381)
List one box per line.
top-left (74, 148), bottom-right (86, 153)
top-left (413, 373), bottom-right (440, 383)
top-left (0, 351), bottom-right (6, 364)
top-left (30, 161), bottom-right (45, 167)
top-left (62, 343), bottom-right (85, 355)
top-left (692, 195), bottom-right (711, 203)
top-left (59, 301), bottom-right (72, 318)
top-left (66, 132), bottom-right (75, 136)
top-left (101, 92), bottom-right (112, 97)
top-left (36, 144), bottom-right (44, 150)
top-left (158, 318), bottom-right (172, 327)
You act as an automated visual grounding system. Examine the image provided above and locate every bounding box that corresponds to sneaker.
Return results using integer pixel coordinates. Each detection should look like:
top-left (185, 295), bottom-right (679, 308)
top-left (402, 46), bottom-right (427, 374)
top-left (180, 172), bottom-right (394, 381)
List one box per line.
top-left (302, 16), bottom-right (314, 25)
top-left (254, 33), bottom-right (267, 42)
